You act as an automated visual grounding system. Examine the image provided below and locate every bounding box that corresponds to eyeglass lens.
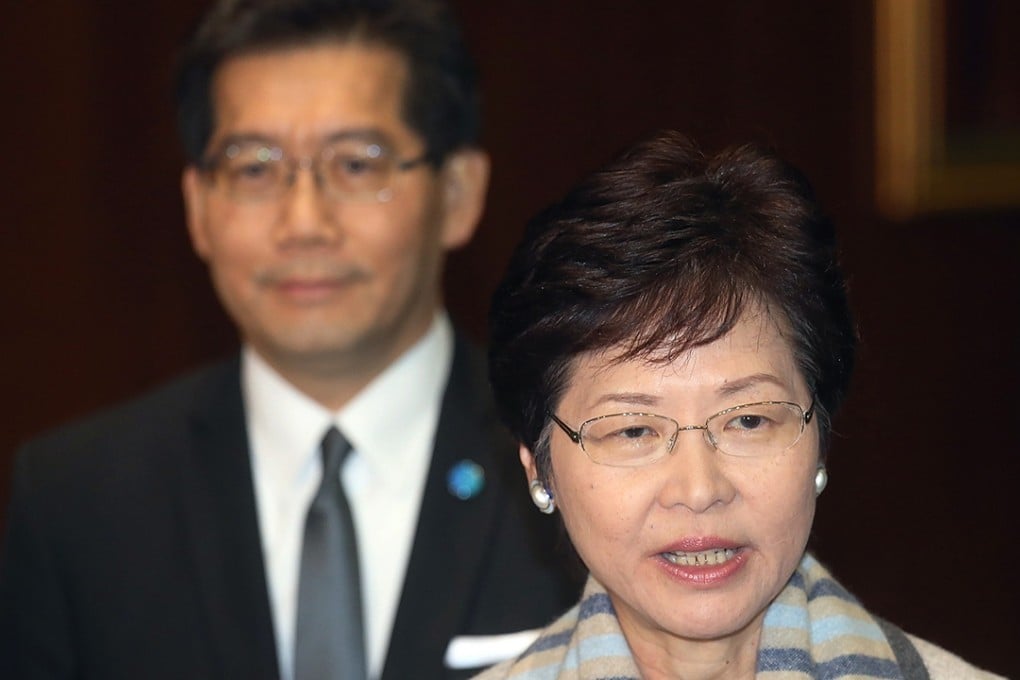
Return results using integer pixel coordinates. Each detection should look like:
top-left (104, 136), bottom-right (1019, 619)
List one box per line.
top-left (579, 402), bottom-right (806, 466)
top-left (212, 140), bottom-right (404, 201)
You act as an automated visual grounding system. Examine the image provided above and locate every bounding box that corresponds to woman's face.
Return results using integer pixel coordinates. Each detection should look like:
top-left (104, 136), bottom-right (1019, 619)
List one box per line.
top-left (523, 308), bottom-right (819, 651)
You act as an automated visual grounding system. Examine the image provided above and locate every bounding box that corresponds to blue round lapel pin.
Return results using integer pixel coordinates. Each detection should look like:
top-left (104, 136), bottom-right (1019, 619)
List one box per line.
top-left (447, 460), bottom-right (485, 500)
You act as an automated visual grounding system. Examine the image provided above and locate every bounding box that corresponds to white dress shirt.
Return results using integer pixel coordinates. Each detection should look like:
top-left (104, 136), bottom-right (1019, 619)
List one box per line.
top-left (244, 313), bottom-right (453, 680)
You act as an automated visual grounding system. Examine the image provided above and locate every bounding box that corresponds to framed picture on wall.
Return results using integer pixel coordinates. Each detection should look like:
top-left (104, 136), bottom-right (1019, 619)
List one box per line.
top-left (874, 0), bottom-right (1020, 219)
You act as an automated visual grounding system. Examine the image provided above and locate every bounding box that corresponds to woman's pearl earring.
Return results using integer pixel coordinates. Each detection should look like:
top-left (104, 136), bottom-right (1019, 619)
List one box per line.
top-left (814, 466), bottom-right (828, 496)
top-left (529, 480), bottom-right (556, 514)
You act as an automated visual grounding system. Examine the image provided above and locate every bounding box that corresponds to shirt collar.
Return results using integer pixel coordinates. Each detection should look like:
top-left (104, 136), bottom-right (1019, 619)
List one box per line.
top-left (338, 313), bottom-right (453, 488)
top-left (242, 312), bottom-right (454, 489)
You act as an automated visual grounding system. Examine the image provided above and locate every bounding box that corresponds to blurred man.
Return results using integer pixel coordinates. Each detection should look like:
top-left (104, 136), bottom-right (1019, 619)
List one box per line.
top-left (0, 1), bottom-right (577, 679)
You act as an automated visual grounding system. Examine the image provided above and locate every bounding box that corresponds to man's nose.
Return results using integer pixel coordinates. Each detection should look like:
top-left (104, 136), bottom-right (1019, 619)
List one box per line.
top-left (273, 162), bottom-right (339, 246)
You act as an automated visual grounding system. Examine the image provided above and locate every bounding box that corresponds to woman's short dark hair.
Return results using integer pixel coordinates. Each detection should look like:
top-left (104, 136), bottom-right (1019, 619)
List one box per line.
top-left (488, 130), bottom-right (857, 481)
top-left (175, 0), bottom-right (479, 165)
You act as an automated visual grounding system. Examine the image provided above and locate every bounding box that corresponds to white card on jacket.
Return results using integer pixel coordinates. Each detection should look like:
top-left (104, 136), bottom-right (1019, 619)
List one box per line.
top-left (443, 629), bottom-right (541, 670)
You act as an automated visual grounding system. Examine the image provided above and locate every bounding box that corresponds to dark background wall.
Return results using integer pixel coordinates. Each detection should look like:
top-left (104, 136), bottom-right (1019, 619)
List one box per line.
top-left (2, 3), bottom-right (1017, 676)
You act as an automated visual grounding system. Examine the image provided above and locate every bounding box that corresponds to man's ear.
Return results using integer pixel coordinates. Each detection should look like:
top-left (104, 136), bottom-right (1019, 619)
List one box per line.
top-left (182, 166), bottom-right (211, 260)
top-left (438, 148), bottom-right (490, 250)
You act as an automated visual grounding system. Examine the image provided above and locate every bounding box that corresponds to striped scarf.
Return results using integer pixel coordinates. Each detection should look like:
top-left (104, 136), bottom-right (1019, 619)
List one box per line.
top-left (475, 553), bottom-right (905, 679)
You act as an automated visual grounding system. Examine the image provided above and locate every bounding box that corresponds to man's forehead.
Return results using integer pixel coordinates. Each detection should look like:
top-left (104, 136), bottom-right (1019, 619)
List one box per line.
top-left (206, 42), bottom-right (414, 149)
top-left (207, 128), bottom-right (401, 153)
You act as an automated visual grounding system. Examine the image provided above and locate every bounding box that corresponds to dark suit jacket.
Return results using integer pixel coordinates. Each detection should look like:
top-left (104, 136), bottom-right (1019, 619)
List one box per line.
top-left (0, 339), bottom-right (581, 679)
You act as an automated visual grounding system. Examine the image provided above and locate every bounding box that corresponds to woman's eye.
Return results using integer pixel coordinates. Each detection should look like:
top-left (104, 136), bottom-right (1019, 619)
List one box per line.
top-left (729, 414), bottom-right (769, 430)
top-left (612, 426), bottom-right (658, 440)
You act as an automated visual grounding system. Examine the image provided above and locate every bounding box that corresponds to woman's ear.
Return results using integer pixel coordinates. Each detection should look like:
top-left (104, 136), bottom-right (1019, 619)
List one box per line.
top-left (521, 444), bottom-right (557, 515)
top-left (519, 444), bottom-right (539, 484)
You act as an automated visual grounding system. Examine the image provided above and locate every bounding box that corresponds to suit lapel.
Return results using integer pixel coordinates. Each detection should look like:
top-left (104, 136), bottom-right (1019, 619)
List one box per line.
top-left (381, 339), bottom-right (515, 680)
top-left (175, 359), bottom-right (280, 680)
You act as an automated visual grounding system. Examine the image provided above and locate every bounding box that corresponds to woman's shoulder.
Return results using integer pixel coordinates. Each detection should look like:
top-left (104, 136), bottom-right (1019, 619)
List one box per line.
top-left (472, 657), bottom-right (513, 680)
top-left (470, 598), bottom-right (584, 680)
top-left (906, 633), bottom-right (1007, 680)
top-left (471, 576), bottom-right (641, 680)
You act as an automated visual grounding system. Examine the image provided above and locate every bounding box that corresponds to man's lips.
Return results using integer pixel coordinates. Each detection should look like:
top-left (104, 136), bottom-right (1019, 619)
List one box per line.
top-left (256, 263), bottom-right (368, 290)
top-left (273, 277), bottom-right (347, 291)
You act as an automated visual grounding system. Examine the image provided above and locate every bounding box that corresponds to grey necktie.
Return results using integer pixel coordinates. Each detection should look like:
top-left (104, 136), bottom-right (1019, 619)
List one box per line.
top-left (294, 427), bottom-right (366, 680)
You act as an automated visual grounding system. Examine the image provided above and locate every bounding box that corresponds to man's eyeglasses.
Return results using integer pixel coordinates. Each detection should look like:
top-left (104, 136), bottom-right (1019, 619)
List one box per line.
top-left (198, 138), bottom-right (429, 203)
top-left (547, 400), bottom-right (815, 468)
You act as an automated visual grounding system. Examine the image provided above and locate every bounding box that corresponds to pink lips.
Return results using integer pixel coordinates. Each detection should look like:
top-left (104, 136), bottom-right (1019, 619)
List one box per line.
top-left (659, 536), bottom-right (742, 554)
top-left (656, 536), bottom-right (748, 586)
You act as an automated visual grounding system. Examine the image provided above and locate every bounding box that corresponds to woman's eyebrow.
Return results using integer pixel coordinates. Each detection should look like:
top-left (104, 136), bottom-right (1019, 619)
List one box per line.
top-left (590, 392), bottom-right (661, 409)
top-left (716, 373), bottom-right (789, 397)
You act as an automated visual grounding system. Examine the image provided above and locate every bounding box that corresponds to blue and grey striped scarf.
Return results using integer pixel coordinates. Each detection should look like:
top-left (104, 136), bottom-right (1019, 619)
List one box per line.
top-left (475, 553), bottom-right (905, 679)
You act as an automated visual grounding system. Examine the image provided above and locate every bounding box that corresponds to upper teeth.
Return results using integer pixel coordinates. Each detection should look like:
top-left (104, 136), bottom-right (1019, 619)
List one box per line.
top-left (663, 548), bottom-right (736, 566)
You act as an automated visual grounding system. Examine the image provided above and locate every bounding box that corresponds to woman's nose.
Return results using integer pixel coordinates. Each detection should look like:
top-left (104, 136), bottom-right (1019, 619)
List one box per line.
top-left (656, 429), bottom-right (737, 513)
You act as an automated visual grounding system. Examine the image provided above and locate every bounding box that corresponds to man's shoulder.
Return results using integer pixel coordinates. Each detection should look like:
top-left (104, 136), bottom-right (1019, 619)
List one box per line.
top-left (447, 333), bottom-right (489, 391)
top-left (438, 334), bottom-right (516, 465)
top-left (15, 357), bottom-right (241, 475)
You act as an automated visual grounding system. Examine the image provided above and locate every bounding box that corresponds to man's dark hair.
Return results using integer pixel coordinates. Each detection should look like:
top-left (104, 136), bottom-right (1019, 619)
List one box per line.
top-left (176, 0), bottom-right (479, 165)
top-left (488, 130), bottom-right (857, 481)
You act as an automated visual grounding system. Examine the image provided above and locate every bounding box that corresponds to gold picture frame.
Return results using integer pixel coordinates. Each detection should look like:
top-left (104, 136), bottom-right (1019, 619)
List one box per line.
top-left (874, 0), bottom-right (1020, 219)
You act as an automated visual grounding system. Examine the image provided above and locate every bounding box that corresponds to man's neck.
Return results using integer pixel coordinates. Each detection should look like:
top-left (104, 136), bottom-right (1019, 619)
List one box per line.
top-left (246, 316), bottom-right (444, 411)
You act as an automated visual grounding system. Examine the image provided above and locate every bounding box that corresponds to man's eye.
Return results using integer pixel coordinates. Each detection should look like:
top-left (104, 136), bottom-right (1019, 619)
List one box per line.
top-left (335, 155), bottom-right (385, 176)
top-left (233, 162), bottom-right (271, 179)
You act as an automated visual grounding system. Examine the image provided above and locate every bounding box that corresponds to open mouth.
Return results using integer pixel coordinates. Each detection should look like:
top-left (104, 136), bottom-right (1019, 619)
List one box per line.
top-left (661, 548), bottom-right (737, 567)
